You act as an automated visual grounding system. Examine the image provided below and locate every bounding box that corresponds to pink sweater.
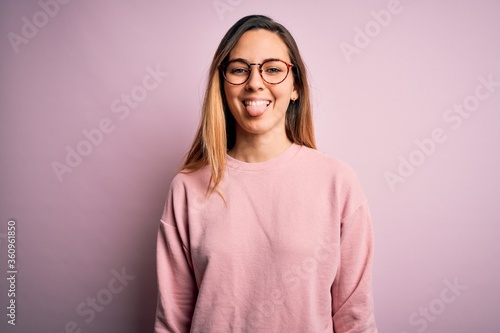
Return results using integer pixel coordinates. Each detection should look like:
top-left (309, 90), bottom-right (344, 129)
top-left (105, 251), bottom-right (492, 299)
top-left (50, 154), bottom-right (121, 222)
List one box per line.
top-left (155, 144), bottom-right (377, 332)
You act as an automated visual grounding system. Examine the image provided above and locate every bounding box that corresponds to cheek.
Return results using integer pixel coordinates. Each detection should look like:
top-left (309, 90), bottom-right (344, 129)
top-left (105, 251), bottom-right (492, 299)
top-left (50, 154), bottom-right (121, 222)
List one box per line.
top-left (224, 85), bottom-right (241, 103)
top-left (280, 78), bottom-right (296, 96)
top-left (223, 87), bottom-right (237, 109)
top-left (273, 85), bottom-right (295, 104)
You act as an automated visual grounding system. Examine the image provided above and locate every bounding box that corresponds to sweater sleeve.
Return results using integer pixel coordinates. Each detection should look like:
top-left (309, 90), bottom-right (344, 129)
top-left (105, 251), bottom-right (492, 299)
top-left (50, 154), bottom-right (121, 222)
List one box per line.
top-left (331, 200), bottom-right (377, 333)
top-left (155, 181), bottom-right (198, 333)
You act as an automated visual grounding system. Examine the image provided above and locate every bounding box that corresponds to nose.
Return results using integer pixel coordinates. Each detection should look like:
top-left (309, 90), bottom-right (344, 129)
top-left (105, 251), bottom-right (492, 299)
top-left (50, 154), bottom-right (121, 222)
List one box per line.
top-left (245, 64), bottom-right (265, 91)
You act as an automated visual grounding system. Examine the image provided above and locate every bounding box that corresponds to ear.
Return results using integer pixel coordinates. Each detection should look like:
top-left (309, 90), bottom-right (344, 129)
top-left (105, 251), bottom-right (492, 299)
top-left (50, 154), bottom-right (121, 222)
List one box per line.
top-left (291, 83), bottom-right (299, 101)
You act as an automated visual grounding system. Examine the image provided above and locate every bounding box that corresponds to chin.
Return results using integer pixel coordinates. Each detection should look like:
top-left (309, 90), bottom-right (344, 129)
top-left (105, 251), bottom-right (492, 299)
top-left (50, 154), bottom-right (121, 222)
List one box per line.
top-left (241, 119), bottom-right (284, 136)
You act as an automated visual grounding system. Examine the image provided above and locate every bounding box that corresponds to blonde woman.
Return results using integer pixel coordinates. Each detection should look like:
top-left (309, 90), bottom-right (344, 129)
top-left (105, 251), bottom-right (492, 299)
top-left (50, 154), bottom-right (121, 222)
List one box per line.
top-left (155, 15), bottom-right (377, 333)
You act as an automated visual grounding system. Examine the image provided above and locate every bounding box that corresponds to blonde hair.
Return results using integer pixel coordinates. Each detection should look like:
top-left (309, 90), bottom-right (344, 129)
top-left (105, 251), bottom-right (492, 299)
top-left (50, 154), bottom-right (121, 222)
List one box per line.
top-left (181, 15), bottom-right (316, 195)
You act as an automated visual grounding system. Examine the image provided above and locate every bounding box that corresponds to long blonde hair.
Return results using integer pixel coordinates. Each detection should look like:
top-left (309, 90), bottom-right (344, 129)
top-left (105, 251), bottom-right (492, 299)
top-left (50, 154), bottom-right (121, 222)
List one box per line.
top-left (182, 15), bottom-right (316, 195)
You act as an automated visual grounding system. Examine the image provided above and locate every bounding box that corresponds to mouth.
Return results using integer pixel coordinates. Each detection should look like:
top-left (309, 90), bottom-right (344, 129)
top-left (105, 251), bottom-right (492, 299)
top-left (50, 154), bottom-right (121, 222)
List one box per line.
top-left (243, 100), bottom-right (272, 107)
top-left (242, 100), bottom-right (272, 117)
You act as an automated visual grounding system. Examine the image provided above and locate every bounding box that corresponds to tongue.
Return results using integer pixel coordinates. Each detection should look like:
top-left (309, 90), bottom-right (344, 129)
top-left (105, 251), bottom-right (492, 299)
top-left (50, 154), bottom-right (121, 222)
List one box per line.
top-left (245, 104), bottom-right (268, 117)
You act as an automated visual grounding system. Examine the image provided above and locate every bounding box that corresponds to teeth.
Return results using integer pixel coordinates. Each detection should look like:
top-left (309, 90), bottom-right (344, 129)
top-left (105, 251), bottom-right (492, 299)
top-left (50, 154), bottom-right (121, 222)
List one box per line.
top-left (244, 100), bottom-right (270, 106)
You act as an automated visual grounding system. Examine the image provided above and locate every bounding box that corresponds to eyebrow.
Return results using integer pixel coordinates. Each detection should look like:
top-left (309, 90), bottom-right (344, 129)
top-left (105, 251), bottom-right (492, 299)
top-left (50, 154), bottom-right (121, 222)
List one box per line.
top-left (228, 57), bottom-right (283, 63)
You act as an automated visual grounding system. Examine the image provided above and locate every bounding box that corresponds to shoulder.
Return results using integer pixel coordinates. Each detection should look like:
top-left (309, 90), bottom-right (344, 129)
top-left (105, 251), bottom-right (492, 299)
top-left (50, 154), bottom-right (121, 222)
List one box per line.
top-left (298, 145), bottom-right (360, 182)
top-left (298, 145), bottom-right (367, 206)
top-left (168, 165), bottom-right (211, 195)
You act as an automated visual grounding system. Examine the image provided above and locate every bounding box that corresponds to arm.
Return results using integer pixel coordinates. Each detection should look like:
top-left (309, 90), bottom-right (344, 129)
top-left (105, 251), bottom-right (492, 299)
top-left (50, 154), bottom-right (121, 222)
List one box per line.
top-left (155, 185), bottom-right (198, 333)
top-left (332, 200), bottom-right (377, 333)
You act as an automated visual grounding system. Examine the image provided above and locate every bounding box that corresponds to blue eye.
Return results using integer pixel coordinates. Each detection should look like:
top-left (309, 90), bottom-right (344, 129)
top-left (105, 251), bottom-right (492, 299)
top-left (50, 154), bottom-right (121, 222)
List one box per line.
top-left (230, 68), bottom-right (248, 75)
top-left (265, 67), bottom-right (282, 75)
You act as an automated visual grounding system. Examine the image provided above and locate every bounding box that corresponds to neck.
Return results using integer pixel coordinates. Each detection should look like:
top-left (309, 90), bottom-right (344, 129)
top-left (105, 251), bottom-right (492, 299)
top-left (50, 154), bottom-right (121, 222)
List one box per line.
top-left (228, 128), bottom-right (292, 163)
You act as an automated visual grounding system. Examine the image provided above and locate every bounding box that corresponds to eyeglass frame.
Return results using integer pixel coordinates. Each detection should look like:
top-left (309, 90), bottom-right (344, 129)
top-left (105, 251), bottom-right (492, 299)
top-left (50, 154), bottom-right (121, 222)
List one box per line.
top-left (219, 58), bottom-right (294, 85)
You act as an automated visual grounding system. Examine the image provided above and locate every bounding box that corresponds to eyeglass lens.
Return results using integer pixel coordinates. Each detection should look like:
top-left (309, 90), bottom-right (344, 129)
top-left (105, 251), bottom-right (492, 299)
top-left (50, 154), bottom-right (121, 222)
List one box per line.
top-left (224, 60), bottom-right (290, 85)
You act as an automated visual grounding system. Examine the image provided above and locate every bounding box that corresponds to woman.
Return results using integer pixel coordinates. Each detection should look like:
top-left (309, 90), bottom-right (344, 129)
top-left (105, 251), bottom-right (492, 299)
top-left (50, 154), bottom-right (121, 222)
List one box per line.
top-left (155, 15), bottom-right (377, 333)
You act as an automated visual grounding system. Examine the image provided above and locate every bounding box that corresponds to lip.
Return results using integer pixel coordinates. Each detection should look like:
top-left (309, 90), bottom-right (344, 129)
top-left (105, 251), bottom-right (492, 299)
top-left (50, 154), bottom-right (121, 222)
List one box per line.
top-left (242, 99), bottom-right (272, 106)
top-left (241, 98), bottom-right (272, 117)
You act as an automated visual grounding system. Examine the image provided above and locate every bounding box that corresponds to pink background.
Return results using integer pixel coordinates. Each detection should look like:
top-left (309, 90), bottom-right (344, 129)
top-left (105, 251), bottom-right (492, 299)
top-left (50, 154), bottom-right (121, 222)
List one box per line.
top-left (1, 0), bottom-right (499, 332)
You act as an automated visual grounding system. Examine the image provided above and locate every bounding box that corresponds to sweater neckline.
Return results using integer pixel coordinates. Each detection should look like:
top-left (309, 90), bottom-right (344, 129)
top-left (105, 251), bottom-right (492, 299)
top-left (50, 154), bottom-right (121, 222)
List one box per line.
top-left (225, 143), bottom-right (302, 172)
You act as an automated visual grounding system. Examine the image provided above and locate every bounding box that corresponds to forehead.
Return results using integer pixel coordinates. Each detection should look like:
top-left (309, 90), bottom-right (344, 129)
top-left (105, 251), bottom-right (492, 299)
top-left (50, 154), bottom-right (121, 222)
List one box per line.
top-left (229, 29), bottom-right (290, 62)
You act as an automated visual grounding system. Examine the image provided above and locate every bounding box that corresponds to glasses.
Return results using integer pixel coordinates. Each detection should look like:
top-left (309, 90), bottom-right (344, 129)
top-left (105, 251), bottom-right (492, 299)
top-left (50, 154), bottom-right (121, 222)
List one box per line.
top-left (221, 58), bottom-right (294, 85)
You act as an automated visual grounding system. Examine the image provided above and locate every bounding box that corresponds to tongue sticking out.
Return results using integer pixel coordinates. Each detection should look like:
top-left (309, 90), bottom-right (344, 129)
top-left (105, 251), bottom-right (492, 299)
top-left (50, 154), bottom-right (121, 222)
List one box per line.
top-left (245, 103), bottom-right (269, 117)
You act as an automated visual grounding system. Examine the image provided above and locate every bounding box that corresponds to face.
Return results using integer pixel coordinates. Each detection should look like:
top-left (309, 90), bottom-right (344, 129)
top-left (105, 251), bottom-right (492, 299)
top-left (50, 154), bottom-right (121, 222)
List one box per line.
top-left (223, 29), bottom-right (299, 139)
